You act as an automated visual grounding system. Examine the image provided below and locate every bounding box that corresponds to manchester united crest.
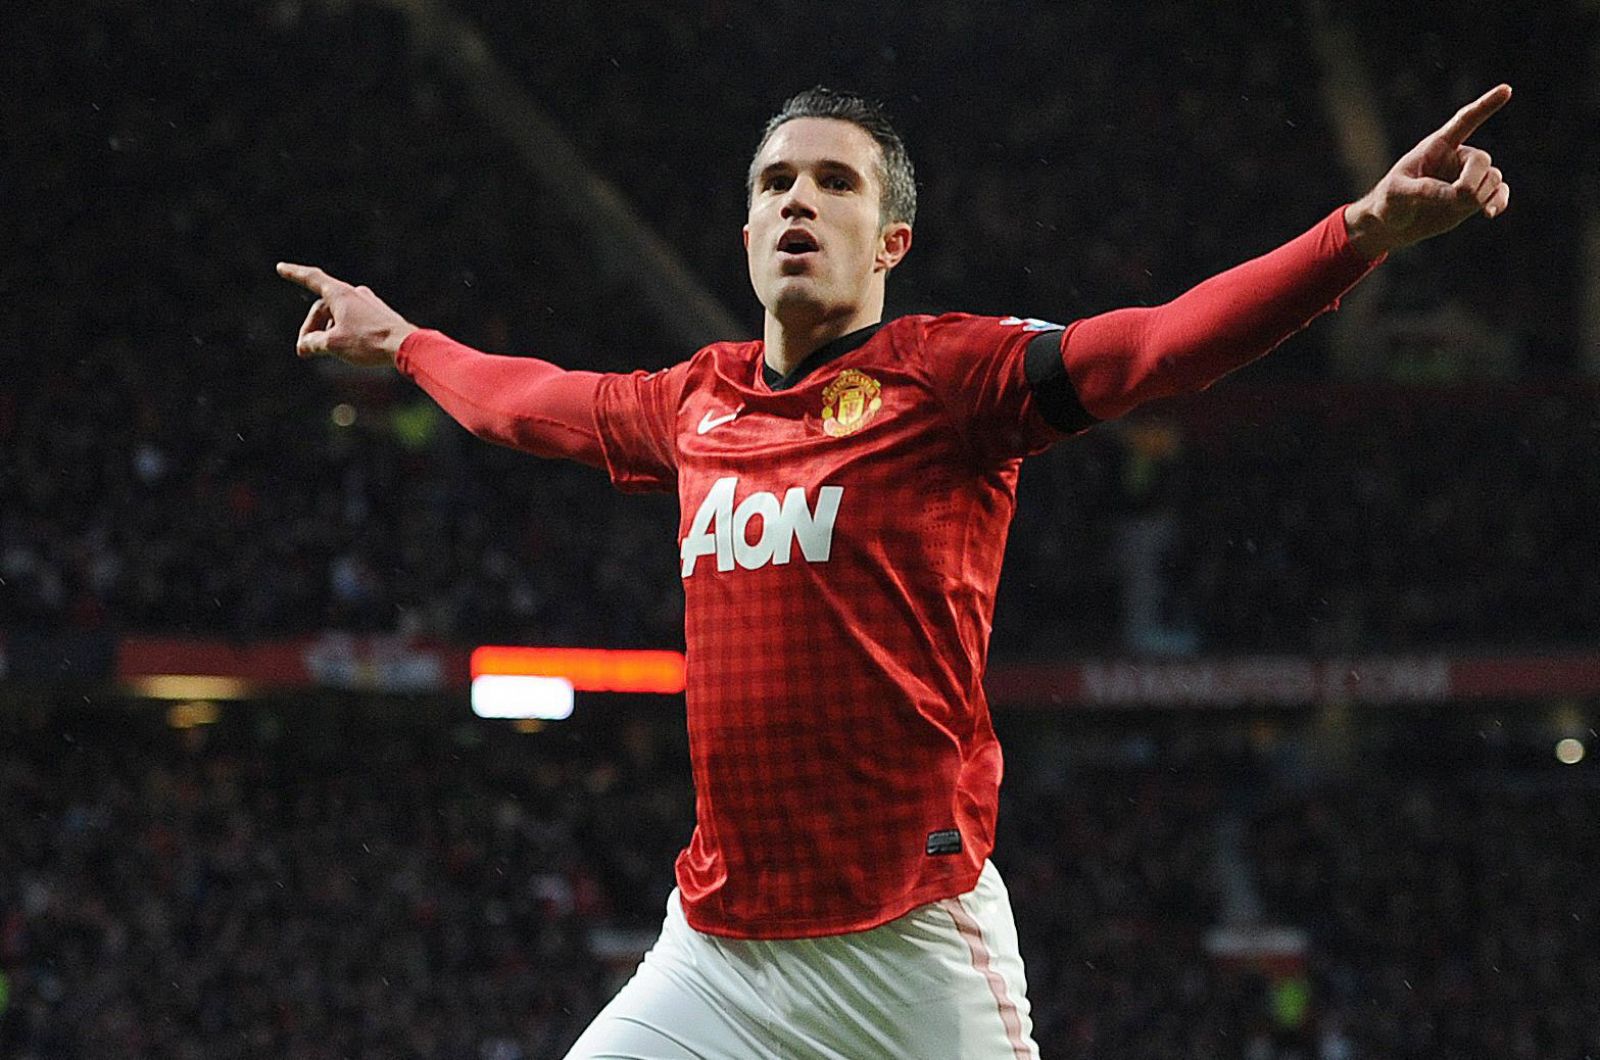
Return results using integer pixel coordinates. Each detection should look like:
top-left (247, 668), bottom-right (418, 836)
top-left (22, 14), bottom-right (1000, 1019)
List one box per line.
top-left (821, 369), bottom-right (883, 438)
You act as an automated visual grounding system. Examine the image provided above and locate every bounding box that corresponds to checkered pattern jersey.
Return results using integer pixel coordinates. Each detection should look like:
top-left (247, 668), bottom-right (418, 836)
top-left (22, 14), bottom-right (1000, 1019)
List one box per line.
top-left (594, 314), bottom-right (1066, 938)
top-left (397, 206), bottom-right (1377, 939)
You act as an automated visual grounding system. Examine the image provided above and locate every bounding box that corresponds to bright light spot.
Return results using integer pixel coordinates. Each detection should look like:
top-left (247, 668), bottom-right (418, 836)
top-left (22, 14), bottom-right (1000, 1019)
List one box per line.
top-left (471, 646), bottom-right (685, 693)
top-left (331, 403), bottom-right (357, 427)
top-left (472, 674), bottom-right (574, 720)
top-left (167, 701), bottom-right (220, 729)
top-left (133, 675), bottom-right (252, 700)
top-left (1556, 738), bottom-right (1586, 765)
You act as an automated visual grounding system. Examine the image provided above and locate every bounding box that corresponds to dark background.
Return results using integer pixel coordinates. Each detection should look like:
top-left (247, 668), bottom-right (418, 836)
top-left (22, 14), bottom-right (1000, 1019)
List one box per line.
top-left (3, 1), bottom-right (1599, 1057)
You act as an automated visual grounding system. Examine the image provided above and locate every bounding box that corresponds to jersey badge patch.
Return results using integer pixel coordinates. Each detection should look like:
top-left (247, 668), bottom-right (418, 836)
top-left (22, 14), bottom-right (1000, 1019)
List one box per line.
top-left (1000, 316), bottom-right (1063, 332)
top-left (820, 369), bottom-right (883, 438)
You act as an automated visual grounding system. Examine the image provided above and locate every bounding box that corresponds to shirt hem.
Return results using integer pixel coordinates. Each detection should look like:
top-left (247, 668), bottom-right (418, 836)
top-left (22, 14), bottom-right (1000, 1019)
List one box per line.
top-left (678, 866), bottom-right (988, 940)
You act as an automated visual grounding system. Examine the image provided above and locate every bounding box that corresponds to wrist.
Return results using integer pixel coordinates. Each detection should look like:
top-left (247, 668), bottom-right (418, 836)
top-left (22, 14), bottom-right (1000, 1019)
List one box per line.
top-left (384, 322), bottom-right (420, 363)
top-left (1342, 198), bottom-right (1398, 261)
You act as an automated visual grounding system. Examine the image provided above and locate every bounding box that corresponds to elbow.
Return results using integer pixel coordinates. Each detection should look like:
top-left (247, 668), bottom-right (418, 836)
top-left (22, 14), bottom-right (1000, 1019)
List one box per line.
top-left (1081, 354), bottom-right (1195, 421)
top-left (455, 414), bottom-right (511, 449)
top-left (1091, 339), bottom-right (1246, 420)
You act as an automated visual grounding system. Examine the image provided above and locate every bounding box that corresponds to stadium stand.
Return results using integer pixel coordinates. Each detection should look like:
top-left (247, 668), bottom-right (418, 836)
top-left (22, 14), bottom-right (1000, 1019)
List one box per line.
top-left (4, 0), bottom-right (1597, 1056)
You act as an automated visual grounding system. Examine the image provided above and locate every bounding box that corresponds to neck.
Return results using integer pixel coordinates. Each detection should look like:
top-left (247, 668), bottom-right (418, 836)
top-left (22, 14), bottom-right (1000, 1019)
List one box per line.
top-left (762, 297), bottom-right (884, 379)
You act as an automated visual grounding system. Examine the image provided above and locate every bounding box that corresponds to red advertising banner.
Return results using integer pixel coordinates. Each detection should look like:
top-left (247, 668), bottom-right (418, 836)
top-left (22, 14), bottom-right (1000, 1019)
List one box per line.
top-left (116, 634), bottom-right (470, 694)
top-left (471, 646), bottom-right (686, 693)
top-left (25, 635), bottom-right (1592, 707)
top-left (986, 653), bottom-right (1600, 708)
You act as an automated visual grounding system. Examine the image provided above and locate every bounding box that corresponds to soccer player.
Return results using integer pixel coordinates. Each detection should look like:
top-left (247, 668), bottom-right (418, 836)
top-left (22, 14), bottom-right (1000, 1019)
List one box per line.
top-left (278, 84), bottom-right (1511, 1058)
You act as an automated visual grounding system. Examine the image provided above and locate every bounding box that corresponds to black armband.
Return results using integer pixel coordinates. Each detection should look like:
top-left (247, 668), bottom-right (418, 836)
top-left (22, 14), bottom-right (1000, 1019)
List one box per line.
top-left (1023, 329), bottom-right (1098, 434)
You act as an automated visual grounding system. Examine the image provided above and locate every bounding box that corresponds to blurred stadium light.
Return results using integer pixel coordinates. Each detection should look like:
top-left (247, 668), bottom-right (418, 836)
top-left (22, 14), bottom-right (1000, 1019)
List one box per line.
top-left (471, 674), bottom-right (575, 720)
top-left (470, 646), bottom-right (686, 694)
top-left (469, 646), bottom-right (686, 720)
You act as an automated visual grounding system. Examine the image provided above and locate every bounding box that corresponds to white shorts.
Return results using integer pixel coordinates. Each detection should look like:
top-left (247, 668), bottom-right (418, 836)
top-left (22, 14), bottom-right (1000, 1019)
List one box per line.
top-left (562, 860), bottom-right (1039, 1060)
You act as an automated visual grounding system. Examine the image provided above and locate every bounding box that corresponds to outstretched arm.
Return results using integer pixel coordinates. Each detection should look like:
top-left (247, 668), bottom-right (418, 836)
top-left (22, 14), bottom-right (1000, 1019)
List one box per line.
top-left (1050, 85), bottom-right (1512, 423)
top-left (275, 263), bottom-right (605, 466)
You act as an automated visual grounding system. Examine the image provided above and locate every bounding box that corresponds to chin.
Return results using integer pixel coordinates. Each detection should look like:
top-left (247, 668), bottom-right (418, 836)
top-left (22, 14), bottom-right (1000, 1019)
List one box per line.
top-left (766, 281), bottom-right (829, 319)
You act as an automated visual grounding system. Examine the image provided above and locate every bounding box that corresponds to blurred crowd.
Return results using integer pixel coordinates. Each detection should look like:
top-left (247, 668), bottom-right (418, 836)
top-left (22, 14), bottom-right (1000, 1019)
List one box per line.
top-left (5, 4), bottom-right (1598, 1057)
top-left (0, 706), bottom-right (690, 1059)
top-left (999, 387), bottom-right (1600, 657)
top-left (3, 704), bottom-right (1595, 1059)
top-left (8, 367), bottom-right (1598, 654)
top-left (1251, 776), bottom-right (1600, 1059)
top-left (6, 0), bottom-right (1596, 655)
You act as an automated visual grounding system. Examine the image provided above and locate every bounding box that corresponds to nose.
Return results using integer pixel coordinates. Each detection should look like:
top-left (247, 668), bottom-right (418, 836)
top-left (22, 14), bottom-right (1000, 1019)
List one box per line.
top-left (780, 176), bottom-right (818, 219)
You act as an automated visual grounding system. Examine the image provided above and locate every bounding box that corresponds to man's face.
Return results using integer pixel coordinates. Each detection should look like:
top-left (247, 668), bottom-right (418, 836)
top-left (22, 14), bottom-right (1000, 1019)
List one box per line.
top-left (744, 117), bottom-right (911, 326)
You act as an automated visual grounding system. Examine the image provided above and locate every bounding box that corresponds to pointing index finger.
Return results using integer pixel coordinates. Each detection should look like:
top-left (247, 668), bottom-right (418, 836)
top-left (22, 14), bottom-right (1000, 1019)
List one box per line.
top-left (275, 261), bottom-right (340, 297)
top-left (1435, 84), bottom-right (1512, 148)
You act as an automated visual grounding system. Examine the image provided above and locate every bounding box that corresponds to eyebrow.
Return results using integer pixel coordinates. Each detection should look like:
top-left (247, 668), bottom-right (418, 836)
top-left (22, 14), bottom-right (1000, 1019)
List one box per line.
top-left (756, 158), bottom-right (868, 185)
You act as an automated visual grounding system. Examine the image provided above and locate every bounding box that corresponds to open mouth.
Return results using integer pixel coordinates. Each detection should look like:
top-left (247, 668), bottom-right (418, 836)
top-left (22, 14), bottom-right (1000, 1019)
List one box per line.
top-left (777, 229), bottom-right (820, 256)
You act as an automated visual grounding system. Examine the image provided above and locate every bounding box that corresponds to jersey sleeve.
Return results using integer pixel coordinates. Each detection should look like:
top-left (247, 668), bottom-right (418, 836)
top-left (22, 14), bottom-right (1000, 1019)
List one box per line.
top-left (396, 328), bottom-right (692, 493)
top-left (916, 313), bottom-right (1075, 463)
top-left (591, 359), bottom-right (694, 493)
top-left (396, 329), bottom-right (606, 466)
top-left (1052, 205), bottom-right (1381, 421)
top-left (923, 205), bottom-right (1382, 456)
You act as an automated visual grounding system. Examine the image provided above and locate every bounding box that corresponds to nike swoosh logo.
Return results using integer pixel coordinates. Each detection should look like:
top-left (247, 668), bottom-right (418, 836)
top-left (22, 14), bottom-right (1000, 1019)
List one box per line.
top-left (697, 406), bottom-right (743, 435)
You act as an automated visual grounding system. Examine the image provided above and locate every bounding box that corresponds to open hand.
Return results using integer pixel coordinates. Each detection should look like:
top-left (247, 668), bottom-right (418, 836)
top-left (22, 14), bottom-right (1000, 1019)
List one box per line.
top-left (276, 262), bottom-right (417, 366)
top-left (1343, 84), bottom-right (1512, 259)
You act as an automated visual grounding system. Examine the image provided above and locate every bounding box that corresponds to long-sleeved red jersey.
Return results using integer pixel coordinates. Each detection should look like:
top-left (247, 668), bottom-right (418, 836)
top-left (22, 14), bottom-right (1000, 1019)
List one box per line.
top-left (397, 206), bottom-right (1378, 938)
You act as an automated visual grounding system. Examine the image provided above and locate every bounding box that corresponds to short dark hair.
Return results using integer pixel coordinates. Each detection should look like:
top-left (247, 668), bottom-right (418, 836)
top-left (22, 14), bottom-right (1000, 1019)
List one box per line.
top-left (747, 87), bottom-right (917, 227)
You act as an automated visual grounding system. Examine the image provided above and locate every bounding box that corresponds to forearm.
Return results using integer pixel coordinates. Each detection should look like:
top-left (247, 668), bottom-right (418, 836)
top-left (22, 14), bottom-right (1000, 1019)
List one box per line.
top-left (396, 329), bottom-right (606, 466)
top-left (1061, 206), bottom-right (1383, 420)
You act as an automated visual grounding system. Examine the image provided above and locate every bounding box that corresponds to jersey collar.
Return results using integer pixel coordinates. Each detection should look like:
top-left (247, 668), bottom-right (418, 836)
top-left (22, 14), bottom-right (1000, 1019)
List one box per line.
top-left (760, 321), bottom-right (885, 392)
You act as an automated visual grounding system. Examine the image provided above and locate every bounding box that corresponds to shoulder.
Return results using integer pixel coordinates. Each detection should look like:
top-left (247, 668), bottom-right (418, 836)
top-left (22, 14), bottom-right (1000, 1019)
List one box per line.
top-left (614, 339), bottom-right (758, 399)
top-left (922, 312), bottom-right (1066, 339)
top-left (691, 338), bottom-right (763, 381)
top-left (888, 313), bottom-right (1067, 367)
top-left (695, 337), bottom-right (763, 362)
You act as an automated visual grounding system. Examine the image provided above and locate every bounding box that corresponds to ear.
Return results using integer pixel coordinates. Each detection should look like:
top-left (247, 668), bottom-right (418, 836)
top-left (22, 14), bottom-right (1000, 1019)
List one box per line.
top-left (742, 224), bottom-right (751, 252)
top-left (875, 221), bottom-right (913, 273)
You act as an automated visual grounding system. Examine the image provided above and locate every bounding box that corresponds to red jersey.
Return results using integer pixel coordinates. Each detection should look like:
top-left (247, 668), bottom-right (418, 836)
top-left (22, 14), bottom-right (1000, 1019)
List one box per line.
top-left (594, 313), bottom-right (1063, 937)
top-left (396, 206), bottom-right (1379, 939)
